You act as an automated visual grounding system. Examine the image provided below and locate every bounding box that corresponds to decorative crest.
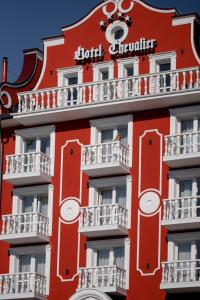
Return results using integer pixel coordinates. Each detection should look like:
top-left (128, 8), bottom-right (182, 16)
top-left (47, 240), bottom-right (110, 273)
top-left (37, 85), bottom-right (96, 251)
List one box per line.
top-left (103, 0), bottom-right (134, 17)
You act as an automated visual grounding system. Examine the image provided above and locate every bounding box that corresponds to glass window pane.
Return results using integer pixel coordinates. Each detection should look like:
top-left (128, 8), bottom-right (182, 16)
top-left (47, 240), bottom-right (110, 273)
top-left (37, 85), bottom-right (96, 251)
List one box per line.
top-left (159, 63), bottom-right (171, 72)
top-left (178, 242), bottom-right (191, 261)
top-left (24, 138), bottom-right (36, 153)
top-left (116, 186), bottom-right (126, 207)
top-left (125, 65), bottom-right (134, 77)
top-left (181, 120), bottom-right (193, 133)
top-left (116, 127), bottom-right (128, 145)
top-left (101, 70), bottom-right (109, 81)
top-left (179, 180), bottom-right (192, 197)
top-left (35, 254), bottom-right (46, 275)
top-left (68, 76), bottom-right (78, 85)
top-left (101, 129), bottom-right (113, 143)
top-left (97, 249), bottom-right (110, 266)
top-left (41, 137), bottom-right (50, 155)
top-left (114, 247), bottom-right (124, 268)
top-left (19, 255), bottom-right (31, 273)
top-left (21, 195), bottom-right (34, 213)
top-left (38, 195), bottom-right (48, 216)
top-left (99, 189), bottom-right (112, 205)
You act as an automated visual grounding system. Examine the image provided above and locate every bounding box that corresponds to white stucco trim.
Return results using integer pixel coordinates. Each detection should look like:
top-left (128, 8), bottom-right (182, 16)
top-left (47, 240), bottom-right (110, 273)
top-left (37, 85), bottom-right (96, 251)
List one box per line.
top-left (69, 289), bottom-right (112, 300)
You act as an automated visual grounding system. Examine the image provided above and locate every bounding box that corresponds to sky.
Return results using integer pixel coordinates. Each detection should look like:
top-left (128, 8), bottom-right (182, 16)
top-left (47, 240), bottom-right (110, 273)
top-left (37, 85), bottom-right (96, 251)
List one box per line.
top-left (1, 0), bottom-right (200, 82)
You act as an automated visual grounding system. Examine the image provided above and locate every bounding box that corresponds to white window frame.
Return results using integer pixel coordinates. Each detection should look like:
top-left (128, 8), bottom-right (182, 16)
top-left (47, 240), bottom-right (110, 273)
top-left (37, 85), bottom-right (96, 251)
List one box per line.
top-left (12, 185), bottom-right (54, 235)
top-left (168, 168), bottom-right (200, 199)
top-left (93, 61), bottom-right (114, 82)
top-left (89, 176), bottom-right (132, 228)
top-left (57, 65), bottom-right (83, 87)
top-left (149, 51), bottom-right (176, 74)
top-left (167, 232), bottom-right (200, 262)
top-left (86, 238), bottom-right (130, 289)
top-left (169, 105), bottom-right (200, 135)
top-left (117, 57), bottom-right (139, 78)
top-left (15, 125), bottom-right (55, 176)
top-left (9, 245), bottom-right (51, 294)
top-left (90, 115), bottom-right (133, 166)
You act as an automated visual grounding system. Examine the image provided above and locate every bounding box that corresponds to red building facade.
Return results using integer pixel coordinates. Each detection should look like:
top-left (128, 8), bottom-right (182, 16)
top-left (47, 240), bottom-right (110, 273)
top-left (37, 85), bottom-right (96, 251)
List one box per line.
top-left (0, 1), bottom-right (200, 299)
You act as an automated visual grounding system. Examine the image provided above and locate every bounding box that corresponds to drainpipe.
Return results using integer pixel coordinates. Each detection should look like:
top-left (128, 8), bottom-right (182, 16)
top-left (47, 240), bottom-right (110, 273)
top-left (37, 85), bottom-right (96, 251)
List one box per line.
top-left (2, 57), bottom-right (8, 83)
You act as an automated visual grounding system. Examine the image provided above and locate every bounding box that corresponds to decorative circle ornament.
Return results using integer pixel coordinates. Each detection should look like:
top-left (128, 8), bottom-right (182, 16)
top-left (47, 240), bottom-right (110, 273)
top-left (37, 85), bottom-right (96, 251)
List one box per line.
top-left (60, 198), bottom-right (80, 223)
top-left (103, 0), bottom-right (134, 17)
top-left (139, 191), bottom-right (160, 215)
top-left (0, 91), bottom-right (12, 109)
top-left (106, 20), bottom-right (128, 44)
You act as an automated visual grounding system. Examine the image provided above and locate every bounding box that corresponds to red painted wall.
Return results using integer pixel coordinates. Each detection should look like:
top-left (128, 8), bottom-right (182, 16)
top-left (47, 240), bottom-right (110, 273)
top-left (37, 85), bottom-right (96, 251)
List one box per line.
top-left (0, 1), bottom-right (200, 300)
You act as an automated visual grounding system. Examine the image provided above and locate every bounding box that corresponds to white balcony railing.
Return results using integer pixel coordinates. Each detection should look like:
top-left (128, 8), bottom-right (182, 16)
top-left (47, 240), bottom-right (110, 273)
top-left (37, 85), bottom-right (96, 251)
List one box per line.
top-left (0, 272), bottom-right (46, 297)
top-left (81, 141), bottom-right (129, 167)
top-left (163, 196), bottom-right (200, 221)
top-left (161, 260), bottom-right (200, 285)
top-left (1, 212), bottom-right (49, 237)
top-left (79, 204), bottom-right (128, 229)
top-left (17, 67), bottom-right (200, 114)
top-left (164, 131), bottom-right (200, 157)
top-left (5, 152), bottom-right (51, 176)
top-left (78, 266), bottom-right (126, 291)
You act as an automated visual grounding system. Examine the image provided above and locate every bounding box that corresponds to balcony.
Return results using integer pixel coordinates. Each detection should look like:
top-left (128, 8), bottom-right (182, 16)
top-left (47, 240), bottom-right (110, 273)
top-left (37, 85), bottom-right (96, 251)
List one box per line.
top-left (3, 152), bottom-right (51, 186)
top-left (78, 266), bottom-right (127, 296)
top-left (0, 212), bottom-right (49, 244)
top-left (162, 196), bottom-right (200, 231)
top-left (0, 272), bottom-right (47, 299)
top-left (81, 141), bottom-right (129, 177)
top-left (79, 204), bottom-right (128, 237)
top-left (4, 67), bottom-right (200, 128)
top-left (164, 132), bottom-right (200, 168)
top-left (161, 260), bottom-right (200, 292)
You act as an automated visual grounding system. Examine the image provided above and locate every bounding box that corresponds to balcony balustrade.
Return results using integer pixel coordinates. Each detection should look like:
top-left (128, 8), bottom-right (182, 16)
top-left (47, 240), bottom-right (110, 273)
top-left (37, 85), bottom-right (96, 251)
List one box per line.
top-left (79, 203), bottom-right (128, 237)
top-left (17, 67), bottom-right (200, 115)
top-left (161, 260), bottom-right (200, 292)
top-left (78, 266), bottom-right (127, 295)
top-left (0, 212), bottom-right (49, 244)
top-left (162, 196), bottom-right (200, 230)
top-left (0, 272), bottom-right (47, 299)
top-left (3, 152), bottom-right (51, 185)
top-left (164, 131), bottom-right (200, 167)
top-left (81, 141), bottom-right (129, 177)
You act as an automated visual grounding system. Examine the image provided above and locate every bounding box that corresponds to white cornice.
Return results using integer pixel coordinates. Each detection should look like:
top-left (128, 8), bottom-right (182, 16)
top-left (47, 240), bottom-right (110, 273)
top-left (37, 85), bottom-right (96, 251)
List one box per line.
top-left (172, 15), bottom-right (198, 26)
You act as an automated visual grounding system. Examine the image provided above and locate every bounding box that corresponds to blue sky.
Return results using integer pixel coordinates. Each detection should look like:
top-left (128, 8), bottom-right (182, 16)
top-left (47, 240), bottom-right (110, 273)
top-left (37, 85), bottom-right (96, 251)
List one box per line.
top-left (1, 0), bottom-right (200, 82)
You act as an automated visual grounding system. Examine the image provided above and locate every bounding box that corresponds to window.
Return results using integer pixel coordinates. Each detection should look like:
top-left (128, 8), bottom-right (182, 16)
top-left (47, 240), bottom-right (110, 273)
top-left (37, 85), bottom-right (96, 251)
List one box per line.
top-left (168, 105), bottom-right (200, 156)
top-left (15, 125), bottom-right (55, 175)
top-left (86, 238), bottom-right (130, 289)
top-left (168, 168), bottom-right (200, 218)
top-left (168, 232), bottom-right (200, 262)
top-left (149, 51), bottom-right (176, 92)
top-left (118, 57), bottom-right (139, 78)
top-left (90, 115), bottom-right (133, 166)
top-left (89, 176), bottom-right (132, 228)
top-left (13, 185), bottom-right (53, 235)
top-left (117, 58), bottom-right (139, 97)
top-left (57, 66), bottom-right (83, 105)
top-left (9, 245), bottom-right (51, 294)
